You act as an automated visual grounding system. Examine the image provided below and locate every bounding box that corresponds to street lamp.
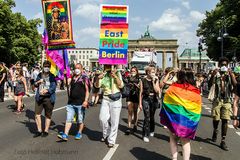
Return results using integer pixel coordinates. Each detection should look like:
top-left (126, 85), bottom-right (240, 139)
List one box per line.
top-left (198, 38), bottom-right (203, 72)
top-left (217, 17), bottom-right (229, 57)
top-left (38, 45), bottom-right (43, 66)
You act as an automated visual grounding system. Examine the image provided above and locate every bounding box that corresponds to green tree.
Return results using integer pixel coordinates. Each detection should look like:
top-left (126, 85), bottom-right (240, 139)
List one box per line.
top-left (0, 0), bottom-right (42, 66)
top-left (197, 0), bottom-right (240, 61)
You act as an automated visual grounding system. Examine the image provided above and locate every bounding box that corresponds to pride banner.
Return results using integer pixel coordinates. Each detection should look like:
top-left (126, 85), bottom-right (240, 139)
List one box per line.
top-left (99, 5), bottom-right (129, 65)
top-left (100, 5), bottom-right (129, 24)
top-left (99, 23), bottom-right (128, 65)
top-left (42, 0), bottom-right (75, 50)
top-left (46, 49), bottom-right (71, 80)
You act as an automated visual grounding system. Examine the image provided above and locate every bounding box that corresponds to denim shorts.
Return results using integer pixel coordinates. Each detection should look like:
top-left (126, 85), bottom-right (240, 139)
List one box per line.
top-left (66, 104), bottom-right (85, 123)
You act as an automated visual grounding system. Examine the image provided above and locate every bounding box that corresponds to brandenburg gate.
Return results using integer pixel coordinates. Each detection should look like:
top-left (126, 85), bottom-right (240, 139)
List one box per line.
top-left (128, 27), bottom-right (179, 69)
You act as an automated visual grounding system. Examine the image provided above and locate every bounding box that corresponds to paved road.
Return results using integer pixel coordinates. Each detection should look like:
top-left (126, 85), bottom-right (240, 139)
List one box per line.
top-left (0, 92), bottom-right (240, 160)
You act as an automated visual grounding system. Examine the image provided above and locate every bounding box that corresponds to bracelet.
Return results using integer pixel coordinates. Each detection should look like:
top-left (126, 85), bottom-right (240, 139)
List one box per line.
top-left (231, 116), bottom-right (239, 120)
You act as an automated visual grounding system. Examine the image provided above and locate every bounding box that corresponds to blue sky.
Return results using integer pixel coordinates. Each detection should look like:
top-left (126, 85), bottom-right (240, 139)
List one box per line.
top-left (13, 0), bottom-right (219, 54)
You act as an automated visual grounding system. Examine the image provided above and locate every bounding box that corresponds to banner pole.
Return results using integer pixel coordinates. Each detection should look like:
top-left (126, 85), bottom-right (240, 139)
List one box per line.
top-left (111, 65), bottom-right (114, 93)
top-left (63, 49), bottom-right (70, 98)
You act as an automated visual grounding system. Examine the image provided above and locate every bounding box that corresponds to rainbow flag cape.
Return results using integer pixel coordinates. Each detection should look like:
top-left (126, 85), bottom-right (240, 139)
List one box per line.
top-left (46, 49), bottom-right (71, 80)
top-left (160, 83), bottom-right (202, 139)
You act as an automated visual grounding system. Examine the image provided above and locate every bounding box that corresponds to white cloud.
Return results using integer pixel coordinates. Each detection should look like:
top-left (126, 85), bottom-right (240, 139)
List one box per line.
top-left (172, 31), bottom-right (199, 53)
top-left (74, 3), bottom-right (100, 21)
top-left (130, 16), bottom-right (149, 23)
top-left (33, 12), bottom-right (43, 20)
top-left (181, 1), bottom-right (190, 10)
top-left (73, 27), bottom-right (100, 47)
top-left (73, 0), bottom-right (107, 4)
top-left (77, 27), bottom-right (100, 38)
top-left (189, 10), bottom-right (205, 22)
top-left (150, 8), bottom-right (191, 32)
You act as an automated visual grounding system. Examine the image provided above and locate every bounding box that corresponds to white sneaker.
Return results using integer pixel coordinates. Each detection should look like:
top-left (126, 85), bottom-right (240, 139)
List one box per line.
top-left (143, 137), bottom-right (149, 142)
top-left (163, 126), bottom-right (167, 129)
top-left (150, 132), bottom-right (154, 137)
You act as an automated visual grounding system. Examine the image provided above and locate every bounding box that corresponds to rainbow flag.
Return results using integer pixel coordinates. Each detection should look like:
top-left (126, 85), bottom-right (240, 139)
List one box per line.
top-left (46, 49), bottom-right (71, 80)
top-left (99, 5), bottom-right (129, 65)
top-left (160, 83), bottom-right (202, 139)
top-left (42, 29), bottom-right (48, 46)
top-left (100, 5), bottom-right (129, 24)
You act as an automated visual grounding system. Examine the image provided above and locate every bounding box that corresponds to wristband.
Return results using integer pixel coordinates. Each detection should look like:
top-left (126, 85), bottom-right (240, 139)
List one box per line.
top-left (231, 116), bottom-right (239, 120)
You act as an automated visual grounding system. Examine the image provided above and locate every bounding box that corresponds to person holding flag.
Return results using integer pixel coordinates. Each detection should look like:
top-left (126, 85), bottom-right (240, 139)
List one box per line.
top-left (58, 63), bottom-right (90, 141)
top-left (33, 61), bottom-right (57, 138)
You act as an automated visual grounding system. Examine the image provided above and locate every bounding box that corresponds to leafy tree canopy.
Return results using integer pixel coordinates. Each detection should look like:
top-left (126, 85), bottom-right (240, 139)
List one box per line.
top-left (197, 0), bottom-right (240, 61)
top-left (0, 0), bottom-right (42, 66)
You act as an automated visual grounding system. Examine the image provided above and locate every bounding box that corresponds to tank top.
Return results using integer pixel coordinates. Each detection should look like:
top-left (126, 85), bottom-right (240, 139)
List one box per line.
top-left (142, 78), bottom-right (156, 98)
top-left (128, 76), bottom-right (140, 95)
top-left (15, 79), bottom-right (25, 94)
top-left (68, 75), bottom-right (87, 105)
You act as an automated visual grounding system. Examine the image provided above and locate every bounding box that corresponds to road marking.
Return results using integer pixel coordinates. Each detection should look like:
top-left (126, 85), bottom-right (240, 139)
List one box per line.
top-left (205, 107), bottom-right (211, 110)
top-left (53, 106), bottom-right (66, 112)
top-left (103, 144), bottom-right (119, 160)
top-left (236, 132), bottom-right (240, 136)
top-left (228, 125), bottom-right (234, 129)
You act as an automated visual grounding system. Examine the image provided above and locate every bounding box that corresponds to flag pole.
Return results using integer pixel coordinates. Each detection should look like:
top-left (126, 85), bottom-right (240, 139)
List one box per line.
top-left (63, 49), bottom-right (70, 98)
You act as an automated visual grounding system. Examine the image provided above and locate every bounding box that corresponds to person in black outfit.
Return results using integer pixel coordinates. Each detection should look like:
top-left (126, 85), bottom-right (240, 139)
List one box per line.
top-left (139, 65), bottom-right (160, 142)
top-left (90, 70), bottom-right (101, 107)
top-left (0, 62), bottom-right (7, 102)
top-left (232, 67), bottom-right (240, 129)
top-left (125, 67), bottom-right (141, 135)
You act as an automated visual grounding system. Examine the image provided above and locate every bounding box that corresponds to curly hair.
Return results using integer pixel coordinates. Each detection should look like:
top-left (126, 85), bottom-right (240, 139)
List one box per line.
top-left (218, 57), bottom-right (229, 65)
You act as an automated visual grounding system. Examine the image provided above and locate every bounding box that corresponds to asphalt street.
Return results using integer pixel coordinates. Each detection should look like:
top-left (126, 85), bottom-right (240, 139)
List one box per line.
top-left (0, 92), bottom-right (240, 160)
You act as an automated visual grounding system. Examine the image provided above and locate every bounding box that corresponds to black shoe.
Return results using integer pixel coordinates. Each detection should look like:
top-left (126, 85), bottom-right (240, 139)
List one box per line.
top-left (125, 128), bottom-right (131, 135)
top-left (42, 131), bottom-right (49, 137)
top-left (88, 102), bottom-right (93, 106)
top-left (220, 141), bottom-right (229, 151)
top-left (212, 130), bottom-right (218, 142)
top-left (133, 125), bottom-right (137, 132)
top-left (33, 131), bottom-right (42, 138)
top-left (100, 137), bottom-right (107, 142)
top-left (0, 99), bottom-right (4, 102)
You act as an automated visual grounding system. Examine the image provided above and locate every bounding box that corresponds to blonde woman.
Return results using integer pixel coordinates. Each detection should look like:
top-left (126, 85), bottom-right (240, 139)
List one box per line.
top-left (139, 65), bottom-right (160, 142)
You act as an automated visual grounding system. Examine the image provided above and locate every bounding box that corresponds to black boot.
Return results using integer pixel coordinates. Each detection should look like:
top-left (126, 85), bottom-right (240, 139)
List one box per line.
top-left (212, 129), bottom-right (218, 142)
top-left (220, 141), bottom-right (229, 151)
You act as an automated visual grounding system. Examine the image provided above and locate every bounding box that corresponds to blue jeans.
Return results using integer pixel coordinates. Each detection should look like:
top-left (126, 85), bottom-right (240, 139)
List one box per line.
top-left (66, 105), bottom-right (85, 123)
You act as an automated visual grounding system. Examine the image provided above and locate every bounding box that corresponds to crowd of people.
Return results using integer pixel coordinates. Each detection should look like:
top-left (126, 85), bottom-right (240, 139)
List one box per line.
top-left (1, 56), bottom-right (240, 160)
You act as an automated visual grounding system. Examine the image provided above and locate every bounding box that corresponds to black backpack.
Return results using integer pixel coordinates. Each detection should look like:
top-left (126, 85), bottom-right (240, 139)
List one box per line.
top-left (121, 76), bottom-right (130, 98)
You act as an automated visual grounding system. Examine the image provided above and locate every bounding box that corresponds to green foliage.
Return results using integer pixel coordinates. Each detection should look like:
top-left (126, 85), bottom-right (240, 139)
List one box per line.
top-left (197, 0), bottom-right (240, 61)
top-left (0, 0), bottom-right (42, 66)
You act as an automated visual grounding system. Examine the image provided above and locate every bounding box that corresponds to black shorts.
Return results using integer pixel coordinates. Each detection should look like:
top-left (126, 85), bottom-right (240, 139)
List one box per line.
top-left (35, 98), bottom-right (54, 119)
top-left (236, 84), bottom-right (240, 97)
top-left (92, 86), bottom-right (100, 94)
top-left (30, 79), bottom-right (35, 85)
top-left (126, 94), bottom-right (139, 103)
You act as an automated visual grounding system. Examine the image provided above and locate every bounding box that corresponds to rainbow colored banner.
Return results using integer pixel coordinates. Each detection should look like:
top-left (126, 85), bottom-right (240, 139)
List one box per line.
top-left (46, 49), bottom-right (71, 80)
top-left (160, 83), bottom-right (202, 139)
top-left (41, 0), bottom-right (75, 49)
top-left (99, 5), bottom-right (129, 65)
top-left (100, 5), bottom-right (129, 24)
